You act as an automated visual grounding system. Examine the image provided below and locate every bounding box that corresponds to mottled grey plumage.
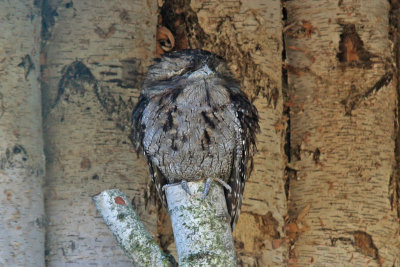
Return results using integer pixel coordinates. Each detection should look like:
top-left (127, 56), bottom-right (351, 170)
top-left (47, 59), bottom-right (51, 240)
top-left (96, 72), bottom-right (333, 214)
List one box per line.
top-left (132, 49), bottom-right (259, 229)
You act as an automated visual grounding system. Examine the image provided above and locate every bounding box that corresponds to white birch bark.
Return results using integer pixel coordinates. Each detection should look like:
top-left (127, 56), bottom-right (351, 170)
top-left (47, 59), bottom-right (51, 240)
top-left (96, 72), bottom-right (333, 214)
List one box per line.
top-left (285, 0), bottom-right (400, 265)
top-left (159, 1), bottom-right (287, 264)
top-left (0, 1), bottom-right (45, 266)
top-left (93, 189), bottom-right (173, 267)
top-left (165, 181), bottom-right (237, 266)
top-left (41, 0), bottom-right (158, 265)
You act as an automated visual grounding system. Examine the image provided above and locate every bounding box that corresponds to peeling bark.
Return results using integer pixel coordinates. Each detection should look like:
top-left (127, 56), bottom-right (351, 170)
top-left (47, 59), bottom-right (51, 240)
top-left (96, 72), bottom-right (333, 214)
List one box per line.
top-left (0, 1), bottom-right (45, 266)
top-left (41, 1), bottom-right (158, 265)
top-left (285, 0), bottom-right (400, 265)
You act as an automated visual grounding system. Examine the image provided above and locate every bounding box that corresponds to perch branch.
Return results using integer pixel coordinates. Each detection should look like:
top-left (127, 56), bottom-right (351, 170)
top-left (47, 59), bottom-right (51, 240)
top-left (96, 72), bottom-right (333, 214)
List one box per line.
top-left (94, 181), bottom-right (237, 266)
top-left (165, 181), bottom-right (237, 266)
top-left (92, 189), bottom-right (174, 267)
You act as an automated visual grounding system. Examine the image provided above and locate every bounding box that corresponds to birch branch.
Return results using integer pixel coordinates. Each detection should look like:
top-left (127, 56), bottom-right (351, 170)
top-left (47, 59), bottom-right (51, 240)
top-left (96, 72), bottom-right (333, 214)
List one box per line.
top-left (92, 189), bottom-right (174, 267)
top-left (94, 181), bottom-right (237, 267)
top-left (164, 181), bottom-right (237, 267)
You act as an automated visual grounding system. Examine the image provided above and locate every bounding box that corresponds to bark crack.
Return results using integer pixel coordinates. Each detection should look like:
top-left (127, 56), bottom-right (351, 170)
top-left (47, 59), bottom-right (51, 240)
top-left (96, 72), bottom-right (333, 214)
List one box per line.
top-left (282, 3), bottom-right (295, 265)
top-left (41, 0), bottom-right (58, 41)
top-left (390, 0), bottom-right (400, 220)
top-left (284, 167), bottom-right (296, 200)
top-left (282, 1), bottom-right (292, 203)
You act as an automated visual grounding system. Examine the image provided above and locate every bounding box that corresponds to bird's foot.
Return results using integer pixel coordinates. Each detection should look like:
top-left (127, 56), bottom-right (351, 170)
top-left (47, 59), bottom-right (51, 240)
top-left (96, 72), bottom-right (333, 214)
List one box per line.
top-left (202, 178), bottom-right (232, 200)
top-left (162, 180), bottom-right (192, 195)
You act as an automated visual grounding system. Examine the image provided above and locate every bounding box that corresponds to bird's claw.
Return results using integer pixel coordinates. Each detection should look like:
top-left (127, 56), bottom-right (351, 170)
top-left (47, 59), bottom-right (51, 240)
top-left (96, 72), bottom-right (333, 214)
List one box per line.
top-left (202, 178), bottom-right (232, 200)
top-left (162, 178), bottom-right (232, 200)
top-left (180, 180), bottom-right (191, 195)
top-left (162, 180), bottom-right (192, 195)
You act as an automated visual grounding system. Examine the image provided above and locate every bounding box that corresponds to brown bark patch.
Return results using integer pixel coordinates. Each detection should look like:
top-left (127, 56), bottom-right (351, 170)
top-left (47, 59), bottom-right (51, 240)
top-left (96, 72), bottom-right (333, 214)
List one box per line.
top-left (285, 204), bottom-right (311, 242)
top-left (301, 21), bottom-right (316, 38)
top-left (80, 157), bottom-right (91, 170)
top-left (157, 206), bottom-right (174, 253)
top-left (353, 231), bottom-right (379, 259)
top-left (234, 212), bottom-right (280, 254)
top-left (94, 25), bottom-right (116, 39)
top-left (284, 64), bottom-right (302, 76)
top-left (258, 212), bottom-right (280, 239)
top-left (337, 24), bottom-right (374, 68)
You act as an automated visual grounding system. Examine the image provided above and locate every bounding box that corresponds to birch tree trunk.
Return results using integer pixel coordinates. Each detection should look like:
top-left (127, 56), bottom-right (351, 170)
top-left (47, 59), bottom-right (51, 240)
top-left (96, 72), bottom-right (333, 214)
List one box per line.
top-left (41, 0), bottom-right (157, 265)
top-left (285, 0), bottom-right (400, 265)
top-left (0, 1), bottom-right (45, 266)
top-left (159, 0), bottom-right (288, 265)
top-left (7, 0), bottom-right (397, 265)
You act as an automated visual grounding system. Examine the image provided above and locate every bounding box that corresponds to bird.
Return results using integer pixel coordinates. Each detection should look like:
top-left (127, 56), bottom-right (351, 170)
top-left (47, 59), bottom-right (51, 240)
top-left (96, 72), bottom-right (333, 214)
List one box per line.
top-left (131, 49), bottom-right (259, 229)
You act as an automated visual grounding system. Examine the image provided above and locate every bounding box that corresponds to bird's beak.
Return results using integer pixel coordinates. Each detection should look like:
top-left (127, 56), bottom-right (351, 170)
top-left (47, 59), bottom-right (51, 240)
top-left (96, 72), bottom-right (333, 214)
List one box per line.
top-left (201, 64), bottom-right (213, 75)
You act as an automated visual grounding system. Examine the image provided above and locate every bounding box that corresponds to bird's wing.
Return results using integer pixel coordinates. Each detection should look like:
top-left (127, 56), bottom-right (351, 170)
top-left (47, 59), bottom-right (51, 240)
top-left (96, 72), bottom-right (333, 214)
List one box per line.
top-left (226, 89), bottom-right (259, 230)
top-left (131, 94), bottom-right (149, 152)
top-left (147, 157), bottom-right (169, 208)
top-left (132, 94), bottom-right (169, 208)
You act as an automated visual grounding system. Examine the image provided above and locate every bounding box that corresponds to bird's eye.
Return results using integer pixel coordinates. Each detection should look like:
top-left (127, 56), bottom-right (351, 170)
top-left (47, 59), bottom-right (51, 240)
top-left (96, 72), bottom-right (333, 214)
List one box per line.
top-left (174, 65), bottom-right (196, 77)
top-left (175, 68), bottom-right (187, 76)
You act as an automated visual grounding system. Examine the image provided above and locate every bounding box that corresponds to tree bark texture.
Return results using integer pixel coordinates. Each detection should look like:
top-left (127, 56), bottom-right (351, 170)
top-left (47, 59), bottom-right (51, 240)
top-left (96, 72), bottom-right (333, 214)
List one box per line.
top-left (0, 1), bottom-right (45, 266)
top-left (285, 0), bottom-right (400, 266)
top-left (2, 0), bottom-right (400, 266)
top-left (159, 1), bottom-right (288, 265)
top-left (165, 181), bottom-right (237, 266)
top-left (93, 189), bottom-right (173, 267)
top-left (41, 0), bottom-right (157, 265)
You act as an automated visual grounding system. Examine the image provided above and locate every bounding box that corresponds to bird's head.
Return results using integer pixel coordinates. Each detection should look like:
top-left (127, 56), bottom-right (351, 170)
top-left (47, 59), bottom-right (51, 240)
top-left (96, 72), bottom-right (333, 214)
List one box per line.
top-left (141, 49), bottom-right (235, 97)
